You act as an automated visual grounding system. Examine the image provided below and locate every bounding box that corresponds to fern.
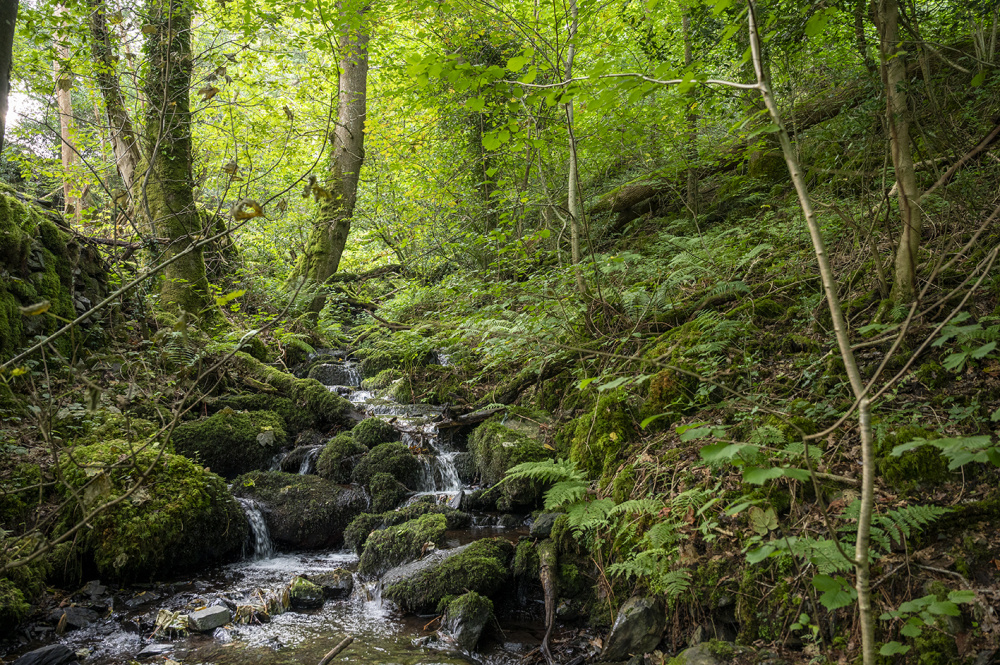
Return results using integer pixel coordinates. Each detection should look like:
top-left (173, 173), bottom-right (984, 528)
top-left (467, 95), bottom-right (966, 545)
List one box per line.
top-left (840, 502), bottom-right (950, 554)
top-left (708, 279), bottom-right (751, 297)
top-left (608, 551), bottom-right (692, 600)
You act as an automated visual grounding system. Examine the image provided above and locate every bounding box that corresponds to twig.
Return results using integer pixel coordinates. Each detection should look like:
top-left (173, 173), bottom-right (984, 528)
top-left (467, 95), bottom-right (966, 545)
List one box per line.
top-left (318, 635), bottom-right (354, 665)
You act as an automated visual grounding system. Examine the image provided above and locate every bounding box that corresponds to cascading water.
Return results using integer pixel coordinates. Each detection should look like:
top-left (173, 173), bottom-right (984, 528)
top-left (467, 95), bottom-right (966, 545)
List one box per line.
top-left (298, 446), bottom-right (322, 475)
top-left (238, 498), bottom-right (275, 560)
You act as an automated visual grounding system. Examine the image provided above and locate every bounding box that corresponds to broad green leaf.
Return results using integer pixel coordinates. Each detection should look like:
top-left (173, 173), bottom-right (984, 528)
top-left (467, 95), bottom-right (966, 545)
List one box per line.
top-left (506, 55), bottom-right (527, 71)
top-left (928, 601), bottom-right (961, 616)
top-left (880, 642), bottom-right (911, 656)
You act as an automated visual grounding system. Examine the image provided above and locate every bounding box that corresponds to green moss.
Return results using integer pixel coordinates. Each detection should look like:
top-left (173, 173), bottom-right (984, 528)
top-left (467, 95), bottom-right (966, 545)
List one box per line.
top-left (735, 555), bottom-right (800, 643)
top-left (0, 578), bottom-right (29, 633)
top-left (781, 334), bottom-right (821, 354)
top-left (344, 502), bottom-right (470, 554)
top-left (316, 433), bottom-right (368, 483)
top-left (357, 513), bottom-right (447, 579)
top-left (231, 353), bottom-right (352, 428)
top-left (556, 395), bottom-right (635, 484)
top-left (170, 409), bottom-right (287, 477)
top-left (370, 472), bottom-right (409, 512)
top-left (0, 287), bottom-right (23, 359)
top-left (59, 441), bottom-right (248, 580)
top-left (352, 442), bottom-right (421, 488)
top-left (468, 416), bottom-right (552, 510)
top-left (362, 368), bottom-right (402, 390)
top-left (383, 537), bottom-right (514, 613)
top-left (352, 417), bottom-right (399, 448)
top-left (876, 426), bottom-right (950, 491)
top-left (751, 297), bottom-right (785, 321)
top-left (914, 362), bottom-right (951, 390)
top-left (0, 463), bottom-right (42, 529)
top-left (513, 539), bottom-right (539, 579)
top-left (217, 393), bottom-right (316, 434)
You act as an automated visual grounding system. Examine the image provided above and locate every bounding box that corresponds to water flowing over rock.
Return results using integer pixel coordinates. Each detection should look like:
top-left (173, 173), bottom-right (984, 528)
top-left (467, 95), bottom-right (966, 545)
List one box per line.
top-left (238, 498), bottom-right (275, 559)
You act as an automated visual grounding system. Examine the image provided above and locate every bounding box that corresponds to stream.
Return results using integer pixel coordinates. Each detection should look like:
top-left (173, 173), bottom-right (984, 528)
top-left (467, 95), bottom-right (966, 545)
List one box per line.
top-left (3, 355), bottom-right (546, 665)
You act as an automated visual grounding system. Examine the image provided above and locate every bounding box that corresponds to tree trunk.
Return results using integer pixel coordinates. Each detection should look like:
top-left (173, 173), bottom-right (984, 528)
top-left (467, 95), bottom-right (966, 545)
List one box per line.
top-left (683, 12), bottom-right (698, 217)
top-left (0, 0), bottom-right (17, 156)
top-left (89, 0), bottom-right (141, 203)
top-left (564, 0), bottom-right (587, 295)
top-left (289, 7), bottom-right (369, 314)
top-left (144, 0), bottom-right (211, 315)
top-left (877, 0), bottom-right (921, 302)
top-left (53, 10), bottom-right (80, 223)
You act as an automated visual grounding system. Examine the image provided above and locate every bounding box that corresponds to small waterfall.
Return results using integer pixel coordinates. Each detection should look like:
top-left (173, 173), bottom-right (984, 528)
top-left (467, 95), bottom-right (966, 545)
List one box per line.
top-left (298, 446), bottom-right (322, 475)
top-left (435, 451), bottom-right (462, 492)
top-left (269, 452), bottom-right (286, 471)
top-left (238, 498), bottom-right (275, 560)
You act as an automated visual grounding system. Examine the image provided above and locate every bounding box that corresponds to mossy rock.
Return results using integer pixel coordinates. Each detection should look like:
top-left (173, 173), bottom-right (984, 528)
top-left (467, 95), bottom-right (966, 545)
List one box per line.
top-left (0, 463), bottom-right (43, 529)
top-left (640, 367), bottom-right (698, 428)
top-left (316, 433), bottom-right (368, 483)
top-left (59, 441), bottom-right (248, 581)
top-left (468, 416), bottom-right (552, 511)
top-left (442, 591), bottom-right (494, 652)
top-left (0, 578), bottom-right (30, 634)
top-left (876, 426), bottom-right (950, 491)
top-left (513, 539), bottom-right (540, 579)
top-left (232, 471), bottom-right (367, 549)
top-left (352, 442), bottom-right (421, 489)
top-left (383, 537), bottom-right (514, 613)
top-left (352, 417), bottom-right (400, 448)
top-left (231, 353), bottom-right (352, 429)
top-left (751, 297), bottom-right (785, 321)
top-left (357, 513), bottom-right (447, 579)
top-left (781, 334), bottom-right (821, 354)
top-left (216, 393), bottom-right (317, 434)
top-left (370, 472), bottom-right (409, 512)
top-left (170, 409), bottom-right (287, 478)
top-left (361, 368), bottom-right (402, 391)
top-left (344, 502), bottom-right (470, 554)
top-left (556, 394), bottom-right (636, 483)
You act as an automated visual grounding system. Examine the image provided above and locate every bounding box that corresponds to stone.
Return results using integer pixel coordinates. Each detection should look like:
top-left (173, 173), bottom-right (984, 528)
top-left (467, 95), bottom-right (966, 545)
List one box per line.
top-left (601, 596), bottom-right (666, 661)
top-left (529, 513), bottom-right (561, 539)
top-left (187, 606), bottom-right (231, 632)
top-left (12, 645), bottom-right (77, 665)
top-left (671, 642), bottom-right (749, 665)
top-left (288, 576), bottom-right (325, 609)
top-left (442, 591), bottom-right (493, 652)
top-left (308, 363), bottom-right (360, 387)
top-left (135, 643), bottom-right (174, 659)
top-left (49, 606), bottom-right (99, 630)
top-left (309, 569), bottom-right (355, 599)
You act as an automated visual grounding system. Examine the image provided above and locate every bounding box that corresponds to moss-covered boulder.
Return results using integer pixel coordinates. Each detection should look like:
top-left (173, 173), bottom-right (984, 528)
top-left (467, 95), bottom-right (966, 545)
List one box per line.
top-left (352, 417), bottom-right (399, 447)
top-left (215, 394), bottom-right (318, 435)
top-left (232, 471), bottom-right (366, 549)
top-left (352, 442), bottom-right (421, 488)
top-left (0, 536), bottom-right (63, 636)
top-left (370, 472), bottom-right (409, 512)
top-left (442, 591), bottom-right (494, 652)
top-left (357, 513), bottom-right (447, 579)
top-left (876, 426), bottom-right (951, 491)
top-left (316, 433), bottom-right (368, 483)
top-left (556, 395), bottom-right (636, 483)
top-left (288, 575), bottom-right (324, 609)
top-left (231, 353), bottom-right (353, 429)
top-left (383, 537), bottom-right (514, 613)
top-left (344, 502), bottom-right (471, 554)
top-left (468, 416), bottom-right (552, 511)
top-left (170, 409), bottom-right (287, 478)
top-left (59, 441), bottom-right (248, 581)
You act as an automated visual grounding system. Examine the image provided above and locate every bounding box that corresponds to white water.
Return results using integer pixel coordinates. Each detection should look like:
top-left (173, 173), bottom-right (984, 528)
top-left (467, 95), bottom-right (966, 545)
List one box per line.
top-left (238, 498), bottom-right (275, 560)
top-left (298, 446), bottom-right (322, 475)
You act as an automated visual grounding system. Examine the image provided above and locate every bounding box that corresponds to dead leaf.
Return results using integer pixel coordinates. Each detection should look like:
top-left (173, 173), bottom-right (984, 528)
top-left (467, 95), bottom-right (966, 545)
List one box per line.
top-left (141, 24), bottom-right (157, 34)
top-left (198, 85), bottom-right (219, 101)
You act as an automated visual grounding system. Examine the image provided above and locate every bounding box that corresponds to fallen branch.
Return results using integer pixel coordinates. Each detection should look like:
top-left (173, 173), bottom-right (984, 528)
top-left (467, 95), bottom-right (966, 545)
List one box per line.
top-left (539, 540), bottom-right (558, 665)
top-left (318, 635), bottom-right (354, 665)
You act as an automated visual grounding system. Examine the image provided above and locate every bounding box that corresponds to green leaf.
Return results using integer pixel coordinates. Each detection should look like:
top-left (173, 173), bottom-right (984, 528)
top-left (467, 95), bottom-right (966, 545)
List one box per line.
top-left (813, 574), bottom-right (857, 610)
top-left (743, 467), bottom-right (785, 484)
top-left (880, 641), bottom-right (911, 656)
top-left (972, 341), bottom-right (996, 359)
top-left (465, 98), bottom-right (485, 112)
top-left (507, 55), bottom-right (527, 71)
top-left (215, 289), bottom-right (246, 306)
top-left (699, 443), bottom-right (752, 463)
top-left (900, 620), bottom-right (923, 638)
top-left (948, 590), bottom-right (977, 604)
top-left (972, 70), bottom-right (987, 87)
top-left (640, 413), bottom-right (671, 429)
top-left (928, 601), bottom-right (961, 616)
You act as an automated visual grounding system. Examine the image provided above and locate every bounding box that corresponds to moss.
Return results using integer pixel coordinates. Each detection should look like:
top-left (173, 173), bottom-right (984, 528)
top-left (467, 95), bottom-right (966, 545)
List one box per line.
top-left (641, 367), bottom-right (697, 428)
top-left (611, 465), bottom-right (636, 503)
top-left (914, 361), bottom-right (951, 390)
top-left (284, 338), bottom-right (313, 366)
top-left (735, 555), bottom-right (800, 643)
top-left (0, 463), bottom-right (42, 529)
top-left (344, 502), bottom-right (471, 554)
top-left (369, 472), bottom-right (409, 512)
top-left (361, 368), bottom-right (402, 390)
top-left (751, 297), bottom-right (785, 321)
top-left (875, 426), bottom-right (950, 491)
top-left (316, 433), bottom-right (368, 483)
top-left (0, 578), bottom-right (30, 633)
top-left (352, 417), bottom-right (399, 448)
top-left (216, 393), bottom-right (317, 434)
top-left (170, 409), bottom-right (287, 478)
top-left (231, 352), bottom-right (352, 428)
top-left (781, 334), bottom-right (821, 354)
top-left (556, 394), bottom-right (636, 484)
top-left (357, 513), bottom-right (447, 579)
top-left (513, 539), bottom-right (539, 579)
top-left (352, 442), bottom-right (421, 488)
top-left (59, 441), bottom-right (248, 581)
top-left (383, 537), bottom-right (514, 613)
top-left (468, 416), bottom-right (552, 511)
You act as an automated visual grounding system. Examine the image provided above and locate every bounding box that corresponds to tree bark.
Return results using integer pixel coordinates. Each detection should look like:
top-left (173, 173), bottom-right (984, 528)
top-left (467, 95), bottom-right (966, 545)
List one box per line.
top-left (88, 0), bottom-right (141, 203)
top-left (683, 12), bottom-right (698, 217)
top-left (289, 6), bottom-right (369, 314)
top-left (0, 0), bottom-right (17, 156)
top-left (144, 0), bottom-right (211, 315)
top-left (564, 0), bottom-right (587, 295)
top-left (877, 0), bottom-right (921, 302)
top-left (53, 8), bottom-right (80, 223)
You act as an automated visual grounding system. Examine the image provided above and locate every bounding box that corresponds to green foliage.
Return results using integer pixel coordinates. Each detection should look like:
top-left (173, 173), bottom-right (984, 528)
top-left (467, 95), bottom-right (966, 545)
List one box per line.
top-left (344, 501), bottom-right (470, 554)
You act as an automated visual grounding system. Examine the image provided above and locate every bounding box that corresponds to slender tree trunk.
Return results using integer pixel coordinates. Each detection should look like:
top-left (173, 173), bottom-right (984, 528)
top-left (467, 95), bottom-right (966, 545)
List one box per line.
top-left (877, 0), bottom-right (921, 302)
top-left (564, 0), bottom-right (587, 295)
top-left (0, 0), bottom-right (18, 156)
top-left (53, 11), bottom-right (80, 223)
top-left (683, 12), bottom-right (698, 217)
top-left (89, 0), bottom-right (141, 202)
top-left (289, 6), bottom-right (369, 314)
top-left (144, 0), bottom-right (211, 315)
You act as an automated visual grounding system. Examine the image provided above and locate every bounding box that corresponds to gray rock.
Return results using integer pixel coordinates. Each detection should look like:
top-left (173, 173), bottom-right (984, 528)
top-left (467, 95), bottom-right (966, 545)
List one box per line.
top-left (309, 569), bottom-right (355, 599)
top-left (602, 596), bottom-right (666, 661)
top-left (187, 605), bottom-right (231, 632)
top-left (671, 643), bottom-right (743, 665)
top-left (381, 543), bottom-right (469, 589)
top-left (447, 490), bottom-right (464, 510)
top-left (12, 645), bottom-right (77, 665)
top-left (213, 627), bottom-right (233, 643)
top-left (442, 591), bottom-right (493, 652)
top-left (136, 643), bottom-right (174, 659)
top-left (529, 513), bottom-right (561, 539)
top-left (288, 575), bottom-right (325, 609)
top-left (49, 606), bottom-right (99, 629)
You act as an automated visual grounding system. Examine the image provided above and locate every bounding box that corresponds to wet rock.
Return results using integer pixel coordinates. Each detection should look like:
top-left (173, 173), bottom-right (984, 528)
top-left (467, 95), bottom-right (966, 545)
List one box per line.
top-left (358, 513), bottom-right (448, 579)
top-left (369, 472), bottom-right (409, 512)
top-left (447, 490), bottom-right (463, 510)
top-left (468, 416), bottom-right (552, 511)
top-left (187, 605), bottom-right (231, 632)
top-left (233, 471), bottom-right (367, 549)
top-left (280, 445), bottom-right (322, 474)
top-left (352, 442), bottom-right (421, 488)
top-left (344, 503), bottom-right (470, 553)
top-left (530, 513), bottom-right (561, 539)
top-left (498, 513), bottom-right (524, 529)
top-left (316, 433), bottom-right (368, 483)
top-left (12, 645), bottom-right (77, 665)
top-left (308, 569), bottom-right (354, 599)
top-left (352, 417), bottom-right (400, 447)
top-left (49, 606), bottom-right (99, 629)
top-left (288, 576), bottom-right (324, 609)
top-left (442, 591), bottom-right (493, 652)
top-left (135, 643), bottom-right (174, 659)
top-left (602, 596), bottom-right (666, 661)
top-left (383, 538), bottom-right (514, 613)
top-left (171, 410), bottom-right (288, 478)
top-left (213, 627), bottom-right (233, 643)
top-left (295, 429), bottom-right (328, 448)
top-left (307, 363), bottom-right (359, 387)
top-left (671, 642), bottom-right (751, 665)
top-left (453, 452), bottom-right (476, 484)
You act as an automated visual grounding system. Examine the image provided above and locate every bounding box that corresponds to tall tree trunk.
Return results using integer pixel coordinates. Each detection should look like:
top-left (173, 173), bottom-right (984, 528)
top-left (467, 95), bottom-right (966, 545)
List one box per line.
top-left (564, 0), bottom-right (587, 295)
top-left (683, 11), bottom-right (698, 218)
top-left (53, 10), bottom-right (80, 223)
top-left (289, 7), bottom-right (369, 314)
top-left (89, 0), bottom-right (141, 204)
top-left (877, 0), bottom-right (921, 302)
top-left (144, 0), bottom-right (211, 315)
top-left (0, 0), bottom-right (17, 156)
